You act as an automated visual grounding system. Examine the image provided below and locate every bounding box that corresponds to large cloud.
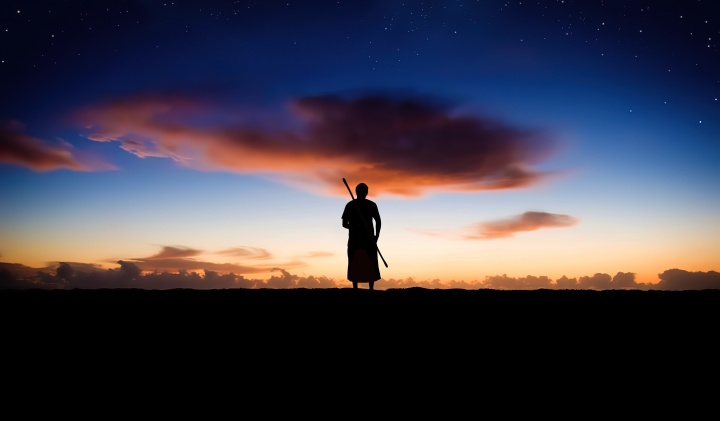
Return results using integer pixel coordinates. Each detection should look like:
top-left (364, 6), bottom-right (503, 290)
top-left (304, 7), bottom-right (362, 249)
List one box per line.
top-left (76, 91), bottom-right (559, 197)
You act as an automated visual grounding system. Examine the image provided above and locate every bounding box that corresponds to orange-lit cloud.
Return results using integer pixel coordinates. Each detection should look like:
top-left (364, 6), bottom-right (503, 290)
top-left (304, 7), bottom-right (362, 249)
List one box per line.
top-left (216, 246), bottom-right (272, 259)
top-left (121, 245), bottom-right (302, 274)
top-left (466, 211), bottom-right (578, 239)
top-left (2, 261), bottom-right (718, 290)
top-left (296, 251), bottom-right (334, 258)
top-left (0, 120), bottom-right (90, 171)
top-left (76, 91), bottom-right (559, 197)
top-left (146, 245), bottom-right (202, 260)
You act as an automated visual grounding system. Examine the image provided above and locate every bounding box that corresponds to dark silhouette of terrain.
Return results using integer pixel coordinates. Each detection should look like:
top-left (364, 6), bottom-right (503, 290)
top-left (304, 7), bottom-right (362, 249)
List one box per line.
top-left (2, 287), bottom-right (717, 402)
top-left (3, 287), bottom-right (717, 342)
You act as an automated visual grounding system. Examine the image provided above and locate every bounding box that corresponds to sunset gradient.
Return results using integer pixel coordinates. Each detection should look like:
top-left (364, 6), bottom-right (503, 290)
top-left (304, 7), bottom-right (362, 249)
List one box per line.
top-left (1, 1), bottom-right (718, 290)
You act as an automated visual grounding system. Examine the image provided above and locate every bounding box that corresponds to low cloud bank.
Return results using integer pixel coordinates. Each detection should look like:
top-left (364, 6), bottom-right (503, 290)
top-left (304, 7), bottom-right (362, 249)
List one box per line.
top-left (1, 262), bottom-right (717, 291)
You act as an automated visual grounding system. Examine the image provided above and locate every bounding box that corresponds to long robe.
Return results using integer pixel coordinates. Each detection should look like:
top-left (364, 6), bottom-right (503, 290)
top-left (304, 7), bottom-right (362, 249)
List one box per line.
top-left (342, 198), bottom-right (381, 283)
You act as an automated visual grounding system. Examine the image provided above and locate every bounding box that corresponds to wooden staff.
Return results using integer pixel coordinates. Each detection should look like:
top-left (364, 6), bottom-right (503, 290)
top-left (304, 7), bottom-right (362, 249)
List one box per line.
top-left (343, 178), bottom-right (388, 268)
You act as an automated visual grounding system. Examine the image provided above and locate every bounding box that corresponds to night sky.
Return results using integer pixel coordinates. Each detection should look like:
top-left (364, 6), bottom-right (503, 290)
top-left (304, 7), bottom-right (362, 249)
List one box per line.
top-left (1, 1), bottom-right (718, 290)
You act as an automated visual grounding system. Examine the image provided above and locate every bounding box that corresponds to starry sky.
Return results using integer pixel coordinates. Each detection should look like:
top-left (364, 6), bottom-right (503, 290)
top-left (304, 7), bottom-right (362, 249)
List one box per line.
top-left (1, 0), bottom-right (719, 290)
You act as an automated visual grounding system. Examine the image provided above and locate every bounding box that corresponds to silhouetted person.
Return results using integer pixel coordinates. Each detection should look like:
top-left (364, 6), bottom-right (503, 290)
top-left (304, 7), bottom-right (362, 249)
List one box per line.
top-left (342, 182), bottom-right (382, 290)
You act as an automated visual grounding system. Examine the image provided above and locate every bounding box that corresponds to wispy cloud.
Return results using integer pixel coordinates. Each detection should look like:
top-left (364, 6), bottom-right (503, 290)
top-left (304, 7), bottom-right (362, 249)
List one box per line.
top-left (76, 91), bottom-right (559, 197)
top-left (413, 210), bottom-right (579, 240)
top-left (0, 120), bottom-right (94, 171)
top-left (465, 211), bottom-right (578, 239)
top-left (295, 251), bottom-right (334, 258)
top-left (122, 245), bottom-right (301, 274)
top-left (145, 245), bottom-right (202, 260)
top-left (216, 246), bottom-right (273, 259)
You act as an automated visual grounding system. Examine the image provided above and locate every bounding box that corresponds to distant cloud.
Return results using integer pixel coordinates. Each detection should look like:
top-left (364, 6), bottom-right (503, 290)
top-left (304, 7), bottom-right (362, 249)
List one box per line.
top-left (0, 120), bottom-right (89, 171)
top-left (296, 251), bottom-right (334, 258)
top-left (577, 273), bottom-right (613, 289)
top-left (123, 245), bottom-right (298, 275)
top-left (656, 269), bottom-right (720, 290)
top-left (45, 261), bottom-right (106, 274)
top-left (483, 274), bottom-right (554, 289)
top-left (216, 246), bottom-right (272, 259)
top-left (1, 261), bottom-right (717, 290)
top-left (466, 211), bottom-right (578, 239)
top-left (76, 91), bottom-right (559, 197)
top-left (146, 245), bottom-right (202, 260)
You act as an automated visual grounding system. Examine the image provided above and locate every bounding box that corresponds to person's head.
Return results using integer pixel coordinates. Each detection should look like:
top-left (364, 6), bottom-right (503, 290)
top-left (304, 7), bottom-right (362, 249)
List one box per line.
top-left (355, 183), bottom-right (368, 199)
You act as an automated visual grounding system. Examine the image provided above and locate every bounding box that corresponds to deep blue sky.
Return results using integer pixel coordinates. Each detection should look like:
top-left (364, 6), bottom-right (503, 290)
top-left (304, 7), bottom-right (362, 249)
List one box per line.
top-left (1, 1), bottom-right (719, 289)
top-left (4, 1), bottom-right (718, 113)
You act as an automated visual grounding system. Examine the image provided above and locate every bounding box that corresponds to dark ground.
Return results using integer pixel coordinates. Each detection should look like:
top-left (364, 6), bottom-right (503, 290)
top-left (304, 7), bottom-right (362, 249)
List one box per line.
top-left (2, 287), bottom-right (718, 412)
top-left (3, 287), bottom-right (718, 342)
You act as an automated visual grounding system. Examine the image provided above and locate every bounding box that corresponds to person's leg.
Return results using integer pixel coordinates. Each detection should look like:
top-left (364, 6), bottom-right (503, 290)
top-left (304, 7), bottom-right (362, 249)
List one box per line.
top-left (369, 244), bottom-right (380, 292)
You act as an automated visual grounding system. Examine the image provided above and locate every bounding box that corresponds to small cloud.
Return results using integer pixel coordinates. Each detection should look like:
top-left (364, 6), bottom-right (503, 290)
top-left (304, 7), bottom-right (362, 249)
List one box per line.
top-left (0, 120), bottom-right (89, 171)
top-left (216, 246), bottom-right (273, 259)
top-left (44, 261), bottom-right (106, 273)
top-left (296, 251), bottom-right (334, 258)
top-left (466, 211), bottom-right (578, 239)
top-left (146, 245), bottom-right (203, 260)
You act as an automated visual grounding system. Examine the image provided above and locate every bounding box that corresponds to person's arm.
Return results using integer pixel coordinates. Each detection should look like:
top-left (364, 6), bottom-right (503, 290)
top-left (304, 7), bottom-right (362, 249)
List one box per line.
top-left (373, 205), bottom-right (381, 241)
top-left (341, 203), bottom-right (351, 229)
